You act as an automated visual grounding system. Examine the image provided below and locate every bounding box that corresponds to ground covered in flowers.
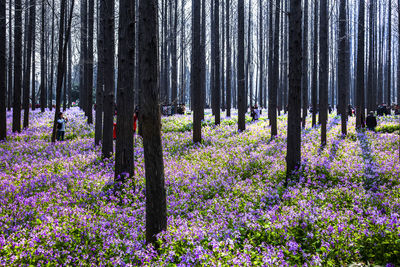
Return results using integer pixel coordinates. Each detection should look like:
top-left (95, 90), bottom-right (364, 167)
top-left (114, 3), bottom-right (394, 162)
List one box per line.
top-left (0, 108), bottom-right (399, 266)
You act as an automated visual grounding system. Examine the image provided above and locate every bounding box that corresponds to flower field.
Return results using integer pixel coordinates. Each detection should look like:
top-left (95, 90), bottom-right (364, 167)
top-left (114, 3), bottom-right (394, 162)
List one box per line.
top-left (0, 108), bottom-right (399, 266)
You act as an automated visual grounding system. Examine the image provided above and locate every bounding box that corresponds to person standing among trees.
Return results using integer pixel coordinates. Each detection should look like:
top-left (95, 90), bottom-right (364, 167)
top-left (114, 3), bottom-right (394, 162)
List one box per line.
top-left (366, 111), bottom-right (377, 131)
top-left (57, 112), bottom-right (68, 141)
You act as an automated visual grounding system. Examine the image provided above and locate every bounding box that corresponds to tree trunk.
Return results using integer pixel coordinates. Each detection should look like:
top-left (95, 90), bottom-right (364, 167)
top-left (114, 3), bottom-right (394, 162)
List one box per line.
top-left (246, 0), bottom-right (252, 110)
top-left (258, 0), bottom-right (263, 109)
top-left (301, 0), bottom-right (308, 128)
top-left (387, 1), bottom-right (391, 110)
top-left (7, 0), bottom-right (12, 112)
top-left (51, 0), bottom-right (75, 143)
top-left (192, 0), bottom-right (202, 143)
top-left (101, 0), bottom-right (115, 158)
top-left (40, 0), bottom-right (46, 113)
top-left (338, 0), bottom-right (348, 135)
top-left (200, 0), bottom-right (206, 120)
top-left (238, 0), bottom-right (245, 131)
top-left (286, 0), bottom-right (302, 180)
top-left (356, 0), bottom-right (365, 129)
top-left (0, 0), bottom-right (6, 140)
top-left (139, 0), bottom-right (167, 245)
top-left (367, 0), bottom-right (374, 113)
top-left (12, 0), bottom-right (22, 133)
top-left (95, 0), bottom-right (104, 146)
top-left (270, 0), bottom-right (280, 137)
top-left (268, 0), bottom-right (273, 114)
top-left (311, 0), bottom-right (318, 127)
top-left (87, 0), bottom-right (94, 122)
top-left (319, 0), bottom-right (328, 147)
top-left (213, 0), bottom-right (220, 125)
top-left (226, 0), bottom-right (231, 117)
top-left (171, 0), bottom-right (178, 114)
top-left (31, 2), bottom-right (36, 111)
top-left (398, 0), bottom-right (400, 107)
top-left (115, 0), bottom-right (135, 183)
top-left (49, 0), bottom-right (55, 111)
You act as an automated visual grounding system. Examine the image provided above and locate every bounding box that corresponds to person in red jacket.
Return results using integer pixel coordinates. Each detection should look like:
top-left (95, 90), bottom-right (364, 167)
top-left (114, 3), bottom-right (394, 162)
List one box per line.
top-left (133, 106), bottom-right (139, 134)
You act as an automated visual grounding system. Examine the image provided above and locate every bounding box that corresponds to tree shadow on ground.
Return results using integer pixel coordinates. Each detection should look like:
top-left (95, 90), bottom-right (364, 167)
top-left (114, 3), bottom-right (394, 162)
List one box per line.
top-left (356, 130), bottom-right (379, 191)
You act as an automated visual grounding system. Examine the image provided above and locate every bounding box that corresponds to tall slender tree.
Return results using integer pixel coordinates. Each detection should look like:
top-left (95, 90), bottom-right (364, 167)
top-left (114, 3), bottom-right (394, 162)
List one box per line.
top-left (398, 0), bottom-right (400, 108)
top-left (338, 0), bottom-right (348, 135)
top-left (259, 0), bottom-right (263, 108)
top-left (115, 0), bottom-right (135, 183)
top-left (12, 0), bottom-right (22, 133)
top-left (192, 0), bottom-right (201, 143)
top-left (31, 1), bottom-right (36, 111)
top-left (319, 0), bottom-right (328, 147)
top-left (213, 0), bottom-right (220, 125)
top-left (286, 0), bottom-right (302, 179)
top-left (101, 0), bottom-right (115, 158)
top-left (387, 0), bottom-right (391, 110)
top-left (49, 0), bottom-right (55, 110)
top-left (270, 0), bottom-right (280, 138)
top-left (311, 0), bottom-right (318, 127)
top-left (95, 0), bottom-right (104, 145)
top-left (226, 0), bottom-right (231, 117)
top-left (0, 0), bottom-right (6, 140)
top-left (22, 0), bottom-right (35, 129)
top-left (238, 0), bottom-right (245, 131)
top-left (301, 0), bottom-right (308, 128)
top-left (367, 0), bottom-right (375, 113)
top-left (356, 0), bottom-right (365, 129)
top-left (171, 0), bottom-right (178, 114)
top-left (40, 0), bottom-right (46, 112)
top-left (139, 0), bottom-right (167, 245)
top-left (87, 0), bottom-right (94, 123)
top-left (7, 0), bottom-right (12, 112)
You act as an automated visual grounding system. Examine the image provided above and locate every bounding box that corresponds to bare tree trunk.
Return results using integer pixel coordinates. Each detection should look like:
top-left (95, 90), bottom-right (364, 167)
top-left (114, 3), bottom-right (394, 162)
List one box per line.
top-left (338, 0), bottom-right (348, 135)
top-left (12, 0), bottom-right (22, 133)
top-left (238, 0), bottom-right (245, 131)
top-left (311, 0), bottom-right (318, 127)
top-left (398, 0), bottom-right (400, 107)
top-left (301, 0), bottom-right (308, 128)
top-left (226, 0), bottom-right (231, 117)
top-left (319, 0), bottom-right (328, 147)
top-left (286, 0), bottom-right (302, 180)
top-left (0, 0), bottom-right (6, 140)
top-left (87, 0), bottom-right (94, 122)
top-left (221, 0), bottom-right (225, 112)
top-left (258, 0), bottom-right (263, 109)
top-left (192, 0), bottom-right (202, 143)
top-left (268, 0), bottom-right (273, 113)
top-left (101, 0), bottom-right (115, 158)
top-left (51, 0), bottom-right (75, 143)
top-left (171, 0), bottom-right (178, 114)
top-left (49, 0), bottom-right (55, 111)
top-left (367, 0), bottom-right (375, 113)
top-left (270, 0), bottom-right (280, 137)
top-left (7, 0), bottom-right (12, 112)
top-left (115, 0), bottom-right (135, 183)
top-left (200, 0), bottom-right (206, 120)
top-left (139, 0), bottom-right (167, 245)
top-left (40, 0), bottom-right (46, 112)
top-left (356, 0), bottom-right (365, 129)
top-left (387, 1), bottom-right (391, 110)
top-left (213, 0), bottom-right (220, 125)
top-left (180, 0), bottom-right (186, 105)
top-left (95, 0), bottom-right (103, 145)
top-left (246, 0), bottom-right (252, 110)
top-left (31, 1), bottom-right (36, 111)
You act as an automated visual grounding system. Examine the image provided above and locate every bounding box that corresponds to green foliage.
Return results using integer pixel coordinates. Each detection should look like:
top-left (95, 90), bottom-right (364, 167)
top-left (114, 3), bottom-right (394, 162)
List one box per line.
top-left (376, 124), bottom-right (400, 134)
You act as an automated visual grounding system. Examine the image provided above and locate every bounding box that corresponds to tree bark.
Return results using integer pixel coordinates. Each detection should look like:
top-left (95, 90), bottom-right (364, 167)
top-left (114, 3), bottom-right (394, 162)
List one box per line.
top-left (0, 0), bottom-right (6, 140)
top-left (319, 0), bottom-right (328, 147)
top-left (40, 0), bottom-right (46, 112)
top-left (192, 0), bottom-right (202, 143)
top-left (139, 0), bottom-right (167, 245)
top-left (31, 1), bottom-right (36, 111)
top-left (12, 0), bottom-right (22, 133)
top-left (87, 0), bottom-right (94, 123)
top-left (171, 0), bottom-right (178, 114)
top-left (311, 0), bottom-right (318, 127)
top-left (301, 0), bottom-right (308, 128)
top-left (387, 1), bottom-right (391, 109)
top-left (338, 0), bottom-right (348, 135)
top-left (356, 0), bottom-right (365, 129)
top-left (226, 0), bottom-right (231, 117)
top-left (270, 0), bottom-right (280, 137)
top-left (258, 0), bottom-right (263, 109)
top-left (115, 0), bottom-right (135, 183)
top-left (238, 0), bottom-right (245, 131)
top-left (95, 0), bottom-right (104, 145)
top-left (7, 0), bottom-right (12, 112)
top-left (286, 0), bottom-right (302, 179)
top-left (101, 0), bottom-right (115, 158)
top-left (213, 0), bottom-right (220, 125)
top-left (49, 0), bottom-right (55, 111)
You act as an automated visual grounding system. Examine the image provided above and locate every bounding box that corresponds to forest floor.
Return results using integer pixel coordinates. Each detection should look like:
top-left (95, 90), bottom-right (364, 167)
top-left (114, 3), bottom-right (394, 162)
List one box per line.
top-left (0, 108), bottom-right (399, 266)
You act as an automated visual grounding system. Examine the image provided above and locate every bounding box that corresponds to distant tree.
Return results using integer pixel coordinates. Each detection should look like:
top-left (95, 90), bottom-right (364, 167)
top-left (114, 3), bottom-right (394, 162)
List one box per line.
top-left (319, 0), bottom-right (328, 147)
top-left (192, 0), bottom-right (202, 143)
top-left (101, 0), bottom-right (115, 158)
top-left (95, 0), bottom-right (104, 146)
top-left (301, 0), bottom-right (308, 128)
top-left (87, 0), bottom-right (94, 123)
top-left (12, 0), bottom-right (22, 133)
top-left (258, 0), bottom-right (263, 109)
top-left (49, 0), bottom-right (55, 111)
top-left (387, 0), bottom-right (391, 110)
top-left (226, 0), bottom-right (231, 117)
top-left (115, 0), bottom-right (135, 183)
top-left (7, 0), bottom-right (12, 112)
top-left (367, 0), bottom-right (375, 113)
top-left (31, 1), bottom-right (36, 111)
top-left (40, 0), bottom-right (46, 113)
top-left (286, 0), bottom-right (302, 179)
top-left (171, 0), bottom-right (178, 114)
top-left (213, 0), bottom-right (220, 125)
top-left (0, 0), bottom-right (6, 140)
top-left (356, 0), bottom-right (365, 129)
top-left (237, 0), bottom-right (245, 131)
top-left (311, 0), bottom-right (318, 127)
top-left (338, 0), bottom-right (348, 135)
top-left (22, 0), bottom-right (35, 129)
top-left (139, 0), bottom-right (167, 245)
